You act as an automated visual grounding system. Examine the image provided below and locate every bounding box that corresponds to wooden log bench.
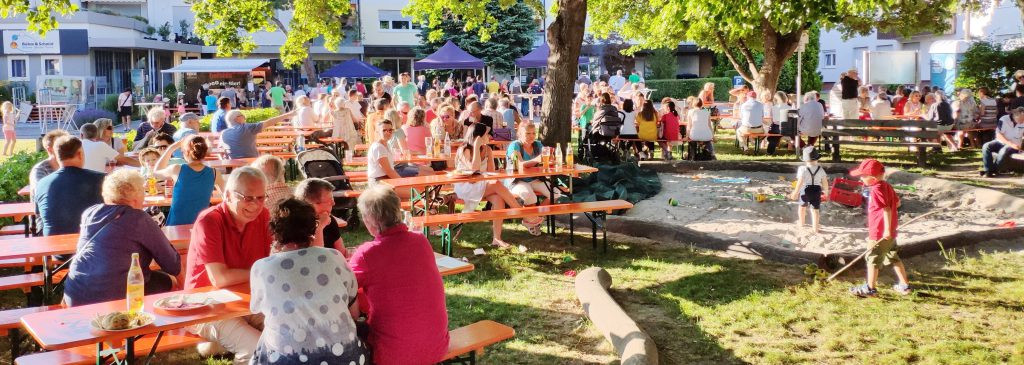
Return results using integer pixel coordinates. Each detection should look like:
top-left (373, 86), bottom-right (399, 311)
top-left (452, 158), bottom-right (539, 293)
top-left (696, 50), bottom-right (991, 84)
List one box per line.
top-left (822, 119), bottom-right (940, 166)
top-left (411, 200), bottom-right (634, 255)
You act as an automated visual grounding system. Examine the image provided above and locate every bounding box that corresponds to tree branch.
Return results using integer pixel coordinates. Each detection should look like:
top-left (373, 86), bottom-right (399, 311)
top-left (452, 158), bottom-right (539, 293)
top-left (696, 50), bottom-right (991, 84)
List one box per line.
top-left (714, 31), bottom-right (753, 82)
top-left (271, 15), bottom-right (288, 35)
top-left (735, 38), bottom-right (758, 72)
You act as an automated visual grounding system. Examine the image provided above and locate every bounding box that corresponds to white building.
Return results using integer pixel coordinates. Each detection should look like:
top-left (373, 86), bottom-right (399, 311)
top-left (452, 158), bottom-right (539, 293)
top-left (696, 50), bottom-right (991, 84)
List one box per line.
top-left (818, 1), bottom-right (1024, 90)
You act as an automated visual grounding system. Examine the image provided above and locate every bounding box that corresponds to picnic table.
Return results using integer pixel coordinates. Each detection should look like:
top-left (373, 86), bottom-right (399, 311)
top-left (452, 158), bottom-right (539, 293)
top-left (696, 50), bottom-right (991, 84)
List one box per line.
top-left (19, 252), bottom-right (473, 364)
top-left (256, 130), bottom-right (315, 139)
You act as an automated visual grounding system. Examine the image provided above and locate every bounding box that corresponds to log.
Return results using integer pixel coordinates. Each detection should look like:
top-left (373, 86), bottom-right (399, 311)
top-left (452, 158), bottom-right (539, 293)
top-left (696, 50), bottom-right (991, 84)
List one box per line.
top-left (575, 267), bottom-right (658, 365)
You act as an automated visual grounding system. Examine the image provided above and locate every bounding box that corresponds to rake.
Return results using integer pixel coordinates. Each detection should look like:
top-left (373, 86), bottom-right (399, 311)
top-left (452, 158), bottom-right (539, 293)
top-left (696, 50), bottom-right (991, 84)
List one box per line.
top-left (826, 210), bottom-right (940, 281)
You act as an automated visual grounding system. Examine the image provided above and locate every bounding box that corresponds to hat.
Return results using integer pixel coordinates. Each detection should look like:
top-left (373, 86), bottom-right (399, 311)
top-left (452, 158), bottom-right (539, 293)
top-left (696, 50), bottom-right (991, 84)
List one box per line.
top-left (801, 146), bottom-right (820, 162)
top-left (850, 159), bottom-right (885, 177)
top-left (179, 112), bottom-right (200, 122)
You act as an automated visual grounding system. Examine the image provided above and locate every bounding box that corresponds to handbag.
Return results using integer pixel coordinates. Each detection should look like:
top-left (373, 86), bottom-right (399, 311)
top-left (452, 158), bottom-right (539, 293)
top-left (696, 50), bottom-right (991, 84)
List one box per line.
top-left (492, 128), bottom-right (515, 141)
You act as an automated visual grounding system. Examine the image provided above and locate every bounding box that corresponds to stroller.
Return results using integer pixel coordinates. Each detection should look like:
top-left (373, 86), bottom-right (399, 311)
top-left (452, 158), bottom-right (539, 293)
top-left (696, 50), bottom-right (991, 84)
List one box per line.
top-left (296, 148), bottom-right (359, 227)
top-left (580, 106), bottom-right (624, 165)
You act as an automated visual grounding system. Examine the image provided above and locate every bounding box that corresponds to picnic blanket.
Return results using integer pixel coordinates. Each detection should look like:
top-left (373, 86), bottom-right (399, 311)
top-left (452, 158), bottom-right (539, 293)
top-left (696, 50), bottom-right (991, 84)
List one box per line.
top-left (562, 163), bottom-right (660, 213)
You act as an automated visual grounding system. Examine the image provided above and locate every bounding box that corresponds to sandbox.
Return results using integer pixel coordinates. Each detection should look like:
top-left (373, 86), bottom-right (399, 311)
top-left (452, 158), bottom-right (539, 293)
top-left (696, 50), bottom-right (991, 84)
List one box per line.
top-left (620, 168), bottom-right (1022, 257)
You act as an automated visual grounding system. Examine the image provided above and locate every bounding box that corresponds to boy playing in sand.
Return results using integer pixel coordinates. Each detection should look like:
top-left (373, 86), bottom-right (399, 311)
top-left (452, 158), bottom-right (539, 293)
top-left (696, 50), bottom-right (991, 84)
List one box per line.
top-left (849, 159), bottom-right (911, 297)
top-left (790, 147), bottom-right (830, 232)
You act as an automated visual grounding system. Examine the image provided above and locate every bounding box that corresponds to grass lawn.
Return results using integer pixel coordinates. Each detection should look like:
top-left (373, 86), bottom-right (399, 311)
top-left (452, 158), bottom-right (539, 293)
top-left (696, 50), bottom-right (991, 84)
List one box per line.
top-left (1, 222), bottom-right (1019, 364)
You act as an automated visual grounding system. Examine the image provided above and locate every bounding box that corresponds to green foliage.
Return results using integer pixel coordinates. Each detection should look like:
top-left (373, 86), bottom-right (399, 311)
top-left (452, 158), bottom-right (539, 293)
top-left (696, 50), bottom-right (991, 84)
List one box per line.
top-left (178, 19), bottom-right (191, 39)
top-left (0, 0), bottom-right (79, 35)
top-left (100, 94), bottom-right (119, 113)
top-left (645, 77), bottom-right (732, 101)
top-left (197, 108), bottom-right (280, 132)
top-left (710, 26), bottom-right (823, 93)
top-left (163, 84), bottom-right (178, 106)
top-left (0, 151), bottom-right (44, 204)
top-left (413, 1), bottom-right (536, 74)
top-left (144, 25), bottom-right (156, 36)
top-left (649, 48), bottom-right (676, 80)
top-left (191, 0), bottom-right (353, 70)
top-left (157, 21), bottom-right (172, 40)
top-left (129, 15), bottom-right (148, 24)
top-left (955, 41), bottom-right (1024, 93)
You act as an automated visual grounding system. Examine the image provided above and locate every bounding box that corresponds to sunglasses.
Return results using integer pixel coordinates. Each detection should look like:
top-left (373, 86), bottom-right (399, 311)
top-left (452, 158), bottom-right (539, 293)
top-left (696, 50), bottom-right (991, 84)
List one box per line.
top-left (232, 191), bottom-right (268, 204)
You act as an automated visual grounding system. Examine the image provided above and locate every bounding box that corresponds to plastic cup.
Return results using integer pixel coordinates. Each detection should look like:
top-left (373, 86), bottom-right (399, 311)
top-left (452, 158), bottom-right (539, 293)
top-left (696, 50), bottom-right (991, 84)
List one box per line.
top-left (344, 150), bottom-right (354, 163)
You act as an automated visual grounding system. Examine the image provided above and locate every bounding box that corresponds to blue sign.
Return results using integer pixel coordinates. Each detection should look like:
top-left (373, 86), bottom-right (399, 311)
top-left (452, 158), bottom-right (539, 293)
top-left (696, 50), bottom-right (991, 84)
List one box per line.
top-left (732, 76), bottom-right (745, 88)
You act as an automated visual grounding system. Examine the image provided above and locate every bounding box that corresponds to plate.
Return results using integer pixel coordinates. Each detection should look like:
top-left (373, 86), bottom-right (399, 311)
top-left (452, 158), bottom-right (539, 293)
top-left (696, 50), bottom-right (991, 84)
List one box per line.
top-left (91, 311), bottom-right (155, 332)
top-left (154, 294), bottom-right (213, 311)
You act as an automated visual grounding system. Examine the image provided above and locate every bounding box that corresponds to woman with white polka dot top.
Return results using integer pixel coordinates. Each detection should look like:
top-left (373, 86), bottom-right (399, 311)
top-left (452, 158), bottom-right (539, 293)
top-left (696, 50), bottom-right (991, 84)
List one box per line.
top-left (249, 198), bottom-right (370, 365)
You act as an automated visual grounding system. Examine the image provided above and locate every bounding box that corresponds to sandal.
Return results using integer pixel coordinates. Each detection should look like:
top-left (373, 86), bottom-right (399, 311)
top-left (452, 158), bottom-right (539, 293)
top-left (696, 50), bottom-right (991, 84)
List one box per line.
top-left (522, 216), bottom-right (544, 226)
top-left (527, 224), bottom-right (543, 236)
top-left (849, 284), bottom-right (878, 298)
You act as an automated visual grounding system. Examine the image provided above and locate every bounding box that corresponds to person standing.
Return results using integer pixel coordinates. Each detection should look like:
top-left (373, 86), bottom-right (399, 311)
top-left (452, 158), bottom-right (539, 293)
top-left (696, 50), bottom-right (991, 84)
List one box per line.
top-left (839, 69), bottom-right (861, 120)
top-left (268, 82), bottom-right (287, 112)
top-left (211, 97), bottom-right (232, 133)
top-left (848, 159), bottom-right (911, 297)
top-left (393, 72), bottom-right (418, 108)
top-left (608, 70), bottom-right (626, 92)
top-left (116, 88), bottom-right (134, 129)
top-left (220, 86), bottom-right (238, 109)
top-left (417, 74), bottom-right (430, 97)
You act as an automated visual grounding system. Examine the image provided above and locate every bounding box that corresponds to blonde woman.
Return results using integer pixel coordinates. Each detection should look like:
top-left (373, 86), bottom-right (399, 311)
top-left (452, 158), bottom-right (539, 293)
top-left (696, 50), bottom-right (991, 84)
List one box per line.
top-left (292, 95), bottom-right (317, 127)
top-left (903, 91), bottom-right (925, 118)
top-left (952, 88), bottom-right (980, 149)
top-left (330, 97), bottom-right (360, 149)
top-left (2, 101), bottom-right (17, 155)
top-left (698, 82), bottom-right (715, 106)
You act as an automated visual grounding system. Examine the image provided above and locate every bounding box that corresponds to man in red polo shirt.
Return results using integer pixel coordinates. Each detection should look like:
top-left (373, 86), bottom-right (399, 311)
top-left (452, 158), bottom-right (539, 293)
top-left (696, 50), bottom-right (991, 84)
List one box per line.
top-left (185, 166), bottom-right (272, 364)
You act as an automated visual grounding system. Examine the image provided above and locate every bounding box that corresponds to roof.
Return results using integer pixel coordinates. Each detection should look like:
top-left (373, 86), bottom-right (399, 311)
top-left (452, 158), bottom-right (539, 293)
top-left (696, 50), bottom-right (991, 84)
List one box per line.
top-left (413, 41), bottom-right (485, 70)
top-left (161, 58), bottom-right (269, 73)
top-left (515, 43), bottom-right (589, 68)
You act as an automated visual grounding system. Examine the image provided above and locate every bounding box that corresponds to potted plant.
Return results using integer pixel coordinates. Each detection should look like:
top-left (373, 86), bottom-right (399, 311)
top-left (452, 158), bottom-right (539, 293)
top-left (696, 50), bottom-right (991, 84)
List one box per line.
top-left (158, 22), bottom-right (172, 41)
top-left (178, 20), bottom-right (191, 43)
top-left (144, 25), bottom-right (157, 40)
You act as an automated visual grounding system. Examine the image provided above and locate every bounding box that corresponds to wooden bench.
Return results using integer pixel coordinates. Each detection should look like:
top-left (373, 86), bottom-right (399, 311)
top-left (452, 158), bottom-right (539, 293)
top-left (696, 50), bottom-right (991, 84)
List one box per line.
top-left (411, 200), bottom-right (634, 255)
top-left (440, 320), bottom-right (515, 365)
top-left (610, 137), bottom-right (688, 161)
top-left (822, 119), bottom-right (940, 166)
top-left (735, 132), bottom-right (783, 155)
top-left (0, 304), bottom-right (63, 360)
top-left (15, 329), bottom-right (203, 365)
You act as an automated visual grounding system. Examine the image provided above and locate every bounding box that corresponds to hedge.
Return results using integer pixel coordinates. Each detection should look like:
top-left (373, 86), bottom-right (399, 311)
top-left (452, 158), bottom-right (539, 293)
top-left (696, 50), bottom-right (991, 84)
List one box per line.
top-left (0, 151), bottom-right (46, 227)
top-left (645, 77), bottom-right (733, 101)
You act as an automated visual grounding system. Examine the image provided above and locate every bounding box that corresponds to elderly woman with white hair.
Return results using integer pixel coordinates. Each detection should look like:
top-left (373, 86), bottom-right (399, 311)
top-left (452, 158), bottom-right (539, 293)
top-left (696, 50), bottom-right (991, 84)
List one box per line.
top-left (219, 109), bottom-right (295, 159)
top-left (133, 108), bottom-right (178, 148)
top-left (292, 95), bottom-right (318, 128)
top-left (251, 155), bottom-right (291, 210)
top-left (952, 88), bottom-right (981, 149)
top-left (63, 169), bottom-right (181, 306)
top-left (797, 91), bottom-right (825, 150)
top-left (348, 185), bottom-right (450, 365)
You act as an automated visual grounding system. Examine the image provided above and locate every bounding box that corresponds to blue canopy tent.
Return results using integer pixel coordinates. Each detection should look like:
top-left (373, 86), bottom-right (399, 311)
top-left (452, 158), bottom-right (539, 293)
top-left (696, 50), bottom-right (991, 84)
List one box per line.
top-left (413, 40), bottom-right (487, 80)
top-left (320, 58), bottom-right (389, 78)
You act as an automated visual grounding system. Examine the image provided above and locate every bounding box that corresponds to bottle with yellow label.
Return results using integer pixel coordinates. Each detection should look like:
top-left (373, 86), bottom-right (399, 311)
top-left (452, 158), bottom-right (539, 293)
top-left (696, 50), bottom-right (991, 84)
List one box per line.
top-left (565, 146), bottom-right (575, 169)
top-left (126, 253), bottom-right (145, 313)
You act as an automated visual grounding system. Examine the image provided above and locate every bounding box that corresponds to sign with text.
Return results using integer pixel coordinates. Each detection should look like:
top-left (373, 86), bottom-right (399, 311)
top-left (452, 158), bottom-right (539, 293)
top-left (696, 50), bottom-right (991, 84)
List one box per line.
top-left (3, 31), bottom-right (60, 54)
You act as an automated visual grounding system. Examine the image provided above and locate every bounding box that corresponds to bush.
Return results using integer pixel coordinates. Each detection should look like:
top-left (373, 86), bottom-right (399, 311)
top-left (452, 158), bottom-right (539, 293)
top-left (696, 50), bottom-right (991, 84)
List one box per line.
top-left (72, 109), bottom-right (117, 129)
top-left (0, 151), bottom-right (45, 226)
top-left (163, 84), bottom-right (178, 106)
top-left (645, 77), bottom-right (733, 101)
top-left (198, 108), bottom-right (280, 132)
top-left (100, 94), bottom-right (119, 113)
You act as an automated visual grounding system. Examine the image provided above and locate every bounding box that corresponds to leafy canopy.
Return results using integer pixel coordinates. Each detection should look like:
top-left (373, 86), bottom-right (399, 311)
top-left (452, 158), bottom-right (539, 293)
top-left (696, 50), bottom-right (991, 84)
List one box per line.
top-left (0, 0), bottom-right (78, 35)
top-left (190, 0), bottom-right (352, 68)
top-left (405, 0), bottom-right (543, 44)
top-left (414, 1), bottom-right (537, 74)
top-left (955, 40), bottom-right (1024, 93)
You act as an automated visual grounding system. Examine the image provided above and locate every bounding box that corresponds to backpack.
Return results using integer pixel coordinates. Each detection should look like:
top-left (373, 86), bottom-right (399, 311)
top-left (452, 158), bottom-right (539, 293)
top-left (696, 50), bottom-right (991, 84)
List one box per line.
top-left (590, 104), bottom-right (625, 137)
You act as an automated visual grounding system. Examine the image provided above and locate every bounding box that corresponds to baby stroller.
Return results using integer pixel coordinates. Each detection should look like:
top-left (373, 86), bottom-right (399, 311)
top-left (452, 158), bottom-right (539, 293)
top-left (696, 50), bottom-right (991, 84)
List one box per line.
top-left (297, 148), bottom-right (359, 227)
top-left (580, 106), bottom-right (624, 165)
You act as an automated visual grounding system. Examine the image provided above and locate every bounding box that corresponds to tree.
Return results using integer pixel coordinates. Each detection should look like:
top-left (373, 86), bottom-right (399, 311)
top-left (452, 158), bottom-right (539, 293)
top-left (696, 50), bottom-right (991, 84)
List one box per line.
top-left (649, 47), bottom-right (676, 80)
top-left (189, 0), bottom-right (354, 85)
top-left (583, 33), bottom-right (635, 76)
top-left (955, 40), bottom-right (1024, 92)
top-left (711, 25), bottom-right (823, 94)
top-left (0, 0), bottom-right (78, 34)
top-left (406, 0), bottom-right (586, 146)
top-left (415, 1), bottom-right (536, 75)
top-left (588, 0), bottom-right (972, 97)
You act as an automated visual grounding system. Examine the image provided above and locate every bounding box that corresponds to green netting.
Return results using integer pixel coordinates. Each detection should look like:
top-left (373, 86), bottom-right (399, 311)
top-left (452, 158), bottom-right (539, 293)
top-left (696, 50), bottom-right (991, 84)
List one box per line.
top-left (561, 163), bottom-right (661, 213)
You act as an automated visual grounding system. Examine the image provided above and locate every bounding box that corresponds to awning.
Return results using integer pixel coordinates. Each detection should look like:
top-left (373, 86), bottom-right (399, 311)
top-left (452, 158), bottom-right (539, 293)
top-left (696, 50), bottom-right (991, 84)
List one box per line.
top-left (161, 58), bottom-right (269, 73)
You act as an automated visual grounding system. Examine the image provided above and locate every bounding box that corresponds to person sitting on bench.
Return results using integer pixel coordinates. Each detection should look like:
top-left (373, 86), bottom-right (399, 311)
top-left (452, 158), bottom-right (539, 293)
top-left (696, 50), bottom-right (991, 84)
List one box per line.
top-left (735, 91), bottom-right (765, 152)
top-left (980, 107), bottom-right (1024, 177)
top-left (506, 123), bottom-right (552, 236)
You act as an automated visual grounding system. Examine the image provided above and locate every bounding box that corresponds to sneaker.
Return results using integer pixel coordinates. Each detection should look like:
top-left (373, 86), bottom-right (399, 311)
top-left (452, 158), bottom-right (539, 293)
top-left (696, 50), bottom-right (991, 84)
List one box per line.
top-left (196, 342), bottom-right (227, 357)
top-left (849, 284), bottom-right (878, 298)
top-left (892, 283), bottom-right (912, 295)
top-left (527, 223), bottom-right (543, 236)
top-left (979, 170), bottom-right (988, 177)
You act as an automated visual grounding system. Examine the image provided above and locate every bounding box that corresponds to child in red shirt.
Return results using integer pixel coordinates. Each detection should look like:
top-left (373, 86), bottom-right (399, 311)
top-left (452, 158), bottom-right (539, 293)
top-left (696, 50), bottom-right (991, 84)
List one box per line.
top-left (848, 159), bottom-right (911, 297)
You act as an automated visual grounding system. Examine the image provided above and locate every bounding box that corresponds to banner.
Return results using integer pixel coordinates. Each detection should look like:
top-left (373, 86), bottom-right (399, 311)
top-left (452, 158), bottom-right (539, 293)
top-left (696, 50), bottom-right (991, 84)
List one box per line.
top-left (3, 31), bottom-right (60, 54)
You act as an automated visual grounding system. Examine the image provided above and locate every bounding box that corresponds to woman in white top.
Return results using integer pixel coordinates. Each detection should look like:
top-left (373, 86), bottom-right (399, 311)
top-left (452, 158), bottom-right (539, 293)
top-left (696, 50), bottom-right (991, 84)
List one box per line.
top-left (687, 98), bottom-right (714, 142)
top-left (454, 124), bottom-right (537, 248)
top-left (977, 87), bottom-right (998, 127)
top-left (903, 91), bottom-right (925, 117)
top-left (869, 93), bottom-right (893, 119)
top-left (330, 97), bottom-right (360, 149)
top-left (292, 95), bottom-right (318, 127)
top-left (617, 99), bottom-right (640, 159)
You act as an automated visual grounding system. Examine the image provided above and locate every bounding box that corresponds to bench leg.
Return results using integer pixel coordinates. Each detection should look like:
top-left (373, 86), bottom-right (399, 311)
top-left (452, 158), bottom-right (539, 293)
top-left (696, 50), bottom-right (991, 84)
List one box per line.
top-left (917, 148), bottom-right (927, 166)
top-left (10, 327), bottom-right (22, 360)
top-left (440, 350), bottom-right (476, 365)
top-left (440, 225), bottom-right (453, 257)
top-left (569, 213), bottom-right (574, 246)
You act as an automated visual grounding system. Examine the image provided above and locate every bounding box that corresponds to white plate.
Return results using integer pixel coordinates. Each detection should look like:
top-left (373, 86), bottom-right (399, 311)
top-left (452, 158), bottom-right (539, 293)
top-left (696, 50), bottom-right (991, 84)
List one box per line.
top-left (154, 294), bottom-right (213, 311)
top-left (91, 311), bottom-right (155, 332)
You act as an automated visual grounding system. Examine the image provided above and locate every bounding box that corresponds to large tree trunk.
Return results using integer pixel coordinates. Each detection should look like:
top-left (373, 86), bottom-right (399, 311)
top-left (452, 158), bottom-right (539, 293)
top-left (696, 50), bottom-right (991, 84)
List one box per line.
top-left (540, 0), bottom-right (587, 147)
top-left (302, 54), bottom-right (317, 86)
top-left (751, 22), bottom-right (803, 98)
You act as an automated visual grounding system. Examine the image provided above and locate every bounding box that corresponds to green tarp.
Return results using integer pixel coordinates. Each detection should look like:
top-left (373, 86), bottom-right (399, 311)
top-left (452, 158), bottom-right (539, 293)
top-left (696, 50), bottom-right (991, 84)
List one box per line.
top-left (562, 163), bottom-right (661, 213)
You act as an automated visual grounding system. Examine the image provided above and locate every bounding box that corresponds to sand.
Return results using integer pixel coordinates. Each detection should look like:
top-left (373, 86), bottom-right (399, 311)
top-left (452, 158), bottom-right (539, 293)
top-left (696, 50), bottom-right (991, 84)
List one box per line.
top-left (625, 170), bottom-right (1017, 254)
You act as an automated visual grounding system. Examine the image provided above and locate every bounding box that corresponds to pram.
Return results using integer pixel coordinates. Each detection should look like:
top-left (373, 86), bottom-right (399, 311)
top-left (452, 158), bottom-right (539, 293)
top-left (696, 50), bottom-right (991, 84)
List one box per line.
top-left (579, 108), bottom-right (624, 165)
top-left (296, 148), bottom-right (359, 226)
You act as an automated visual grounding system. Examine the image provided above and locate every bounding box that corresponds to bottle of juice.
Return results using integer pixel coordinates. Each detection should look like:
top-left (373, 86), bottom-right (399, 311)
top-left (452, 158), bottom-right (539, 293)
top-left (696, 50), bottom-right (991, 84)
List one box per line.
top-left (126, 253), bottom-right (145, 313)
top-left (146, 172), bottom-right (158, 196)
top-left (555, 143), bottom-right (564, 172)
top-left (565, 146), bottom-right (575, 169)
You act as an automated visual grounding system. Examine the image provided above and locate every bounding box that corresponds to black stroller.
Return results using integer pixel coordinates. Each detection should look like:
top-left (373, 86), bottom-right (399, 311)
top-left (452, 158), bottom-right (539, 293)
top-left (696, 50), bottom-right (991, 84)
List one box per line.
top-left (580, 105), bottom-right (624, 165)
top-left (296, 148), bottom-right (359, 227)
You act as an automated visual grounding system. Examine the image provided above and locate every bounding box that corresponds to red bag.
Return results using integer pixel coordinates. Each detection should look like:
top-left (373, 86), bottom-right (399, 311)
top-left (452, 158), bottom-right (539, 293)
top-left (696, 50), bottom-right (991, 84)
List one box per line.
top-left (830, 178), bottom-right (864, 207)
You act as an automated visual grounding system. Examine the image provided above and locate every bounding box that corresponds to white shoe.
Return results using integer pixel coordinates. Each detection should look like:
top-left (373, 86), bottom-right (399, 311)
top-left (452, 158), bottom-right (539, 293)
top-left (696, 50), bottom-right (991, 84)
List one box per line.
top-left (197, 341), bottom-right (227, 357)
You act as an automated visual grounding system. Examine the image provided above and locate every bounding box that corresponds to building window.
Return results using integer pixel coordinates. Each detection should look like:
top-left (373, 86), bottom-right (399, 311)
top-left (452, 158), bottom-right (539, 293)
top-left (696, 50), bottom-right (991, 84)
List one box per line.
top-left (42, 56), bottom-right (61, 76)
top-left (378, 10), bottom-right (418, 31)
top-left (823, 50), bottom-right (836, 68)
top-left (8, 57), bottom-right (28, 81)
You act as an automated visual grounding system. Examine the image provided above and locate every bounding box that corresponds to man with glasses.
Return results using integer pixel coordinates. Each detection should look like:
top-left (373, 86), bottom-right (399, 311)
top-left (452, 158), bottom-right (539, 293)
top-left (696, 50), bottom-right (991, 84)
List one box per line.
top-left (185, 167), bottom-right (272, 364)
top-left (79, 123), bottom-right (139, 172)
top-left (133, 108), bottom-right (177, 142)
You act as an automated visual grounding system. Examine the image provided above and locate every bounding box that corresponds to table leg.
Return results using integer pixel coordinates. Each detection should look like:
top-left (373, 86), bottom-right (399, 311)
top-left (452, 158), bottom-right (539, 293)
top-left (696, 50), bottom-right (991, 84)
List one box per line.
top-left (41, 256), bottom-right (52, 304)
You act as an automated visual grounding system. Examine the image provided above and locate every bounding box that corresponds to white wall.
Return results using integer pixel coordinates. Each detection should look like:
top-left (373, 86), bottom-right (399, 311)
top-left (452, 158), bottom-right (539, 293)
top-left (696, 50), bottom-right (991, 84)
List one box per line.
top-left (818, 2), bottom-right (1024, 85)
top-left (360, 0), bottom-right (421, 46)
